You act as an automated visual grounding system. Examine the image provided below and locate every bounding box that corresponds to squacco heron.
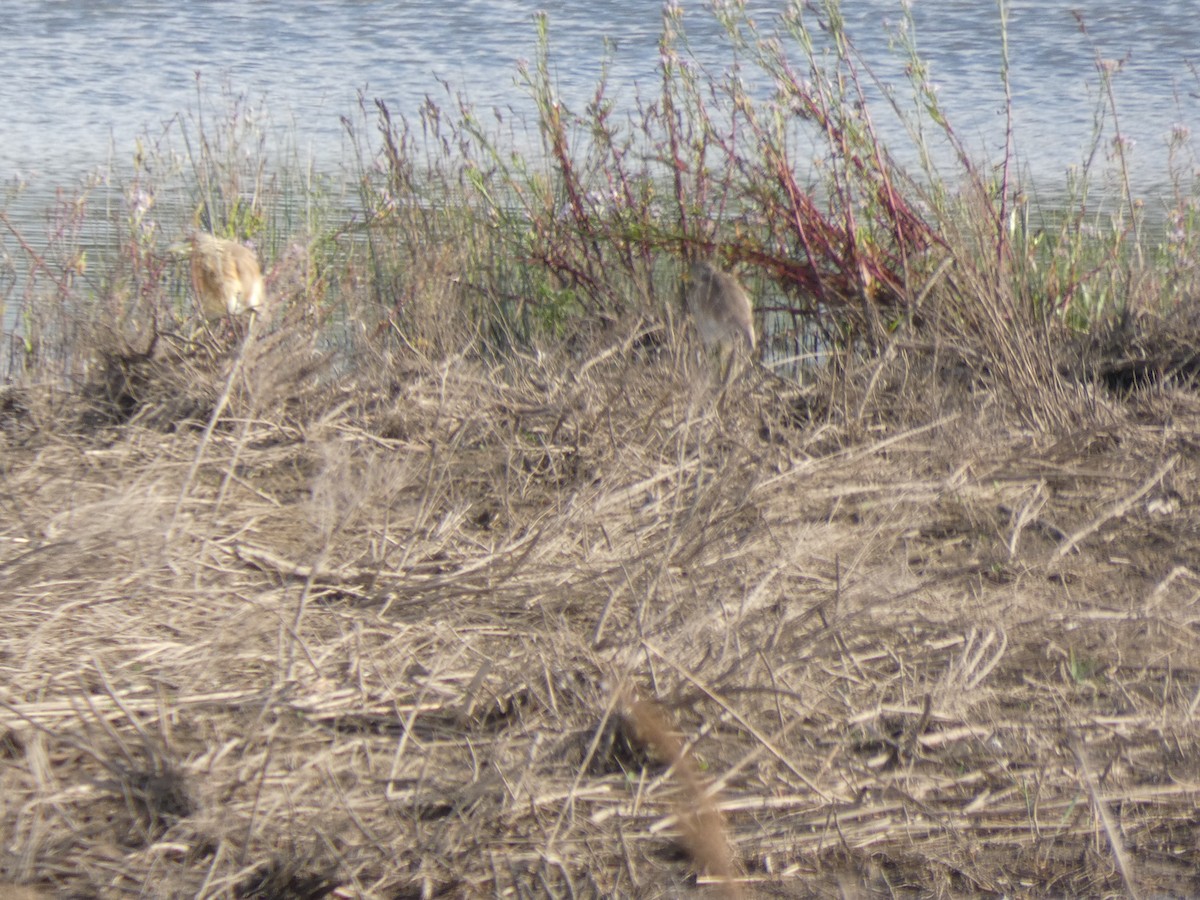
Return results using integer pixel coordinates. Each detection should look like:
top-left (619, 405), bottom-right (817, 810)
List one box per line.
top-left (172, 231), bottom-right (264, 322)
top-left (685, 261), bottom-right (755, 380)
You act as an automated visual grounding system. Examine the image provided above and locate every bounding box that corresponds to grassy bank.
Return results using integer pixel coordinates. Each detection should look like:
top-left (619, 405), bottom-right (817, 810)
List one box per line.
top-left (2, 3), bottom-right (1200, 897)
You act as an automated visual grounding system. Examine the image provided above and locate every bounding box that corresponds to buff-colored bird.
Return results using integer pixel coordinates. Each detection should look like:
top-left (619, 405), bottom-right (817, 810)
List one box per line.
top-left (172, 231), bottom-right (264, 321)
top-left (684, 261), bottom-right (755, 385)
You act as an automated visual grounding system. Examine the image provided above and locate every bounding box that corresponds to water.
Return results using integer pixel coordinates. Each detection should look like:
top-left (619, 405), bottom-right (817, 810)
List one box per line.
top-left (1, 2), bottom-right (1195, 377)
top-left (3, 1), bottom-right (1197, 192)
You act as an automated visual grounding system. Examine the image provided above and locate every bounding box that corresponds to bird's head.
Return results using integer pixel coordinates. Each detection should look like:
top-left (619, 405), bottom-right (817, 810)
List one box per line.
top-left (166, 231), bottom-right (200, 259)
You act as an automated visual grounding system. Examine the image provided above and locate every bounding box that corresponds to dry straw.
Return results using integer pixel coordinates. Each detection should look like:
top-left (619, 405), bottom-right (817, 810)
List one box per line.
top-left (3, 301), bottom-right (1200, 895)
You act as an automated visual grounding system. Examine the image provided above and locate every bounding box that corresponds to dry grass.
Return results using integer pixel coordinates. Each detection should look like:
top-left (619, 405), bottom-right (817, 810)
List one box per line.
top-left (2, 299), bottom-right (1200, 899)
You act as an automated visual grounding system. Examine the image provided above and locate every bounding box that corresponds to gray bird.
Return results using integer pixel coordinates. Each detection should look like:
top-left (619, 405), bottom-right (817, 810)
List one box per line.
top-left (685, 261), bottom-right (755, 354)
top-left (684, 260), bottom-right (756, 389)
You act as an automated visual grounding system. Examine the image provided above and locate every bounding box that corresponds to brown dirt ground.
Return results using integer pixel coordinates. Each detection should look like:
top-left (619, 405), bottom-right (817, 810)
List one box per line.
top-left (1, 315), bottom-right (1199, 898)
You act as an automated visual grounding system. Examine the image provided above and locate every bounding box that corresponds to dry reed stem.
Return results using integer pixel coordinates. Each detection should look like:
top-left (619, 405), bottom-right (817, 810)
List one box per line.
top-left (1052, 453), bottom-right (1179, 561)
top-left (623, 692), bottom-right (743, 898)
top-left (1068, 730), bottom-right (1142, 900)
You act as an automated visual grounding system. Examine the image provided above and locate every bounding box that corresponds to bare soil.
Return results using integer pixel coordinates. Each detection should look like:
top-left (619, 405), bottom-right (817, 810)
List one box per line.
top-left (2, 315), bottom-right (1199, 898)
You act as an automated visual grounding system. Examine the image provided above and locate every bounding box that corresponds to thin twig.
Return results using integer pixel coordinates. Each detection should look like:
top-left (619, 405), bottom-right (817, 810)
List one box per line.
top-left (1053, 455), bottom-right (1178, 561)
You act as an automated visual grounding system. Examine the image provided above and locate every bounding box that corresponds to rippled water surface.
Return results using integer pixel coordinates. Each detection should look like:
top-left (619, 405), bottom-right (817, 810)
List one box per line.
top-left (4, 1), bottom-right (1198, 188)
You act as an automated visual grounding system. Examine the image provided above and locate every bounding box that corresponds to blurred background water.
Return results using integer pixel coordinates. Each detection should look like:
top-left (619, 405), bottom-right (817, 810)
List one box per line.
top-left (3, 0), bottom-right (1197, 193)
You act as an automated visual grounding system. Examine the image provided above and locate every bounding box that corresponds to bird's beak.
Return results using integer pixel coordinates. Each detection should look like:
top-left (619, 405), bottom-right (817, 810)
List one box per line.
top-left (166, 240), bottom-right (191, 258)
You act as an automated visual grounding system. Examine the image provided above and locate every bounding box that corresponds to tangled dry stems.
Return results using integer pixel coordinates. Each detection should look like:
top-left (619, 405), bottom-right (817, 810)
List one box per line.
top-left (2, 299), bottom-right (1200, 898)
